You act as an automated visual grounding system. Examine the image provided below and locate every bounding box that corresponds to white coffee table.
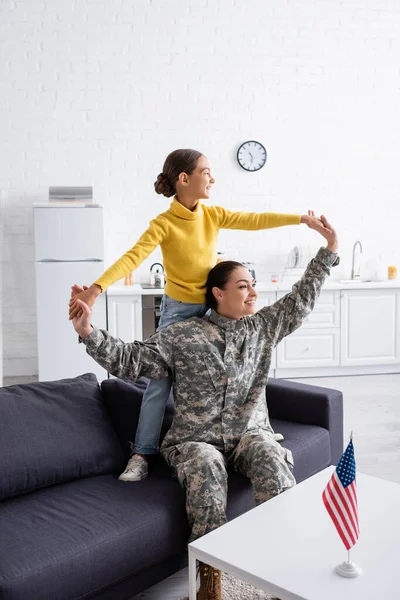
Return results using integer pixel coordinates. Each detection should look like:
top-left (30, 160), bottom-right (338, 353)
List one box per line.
top-left (188, 467), bottom-right (400, 599)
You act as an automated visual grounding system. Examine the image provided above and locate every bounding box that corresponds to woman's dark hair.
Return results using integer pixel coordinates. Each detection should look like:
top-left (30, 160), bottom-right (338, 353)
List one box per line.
top-left (206, 260), bottom-right (244, 310)
top-left (154, 149), bottom-right (203, 197)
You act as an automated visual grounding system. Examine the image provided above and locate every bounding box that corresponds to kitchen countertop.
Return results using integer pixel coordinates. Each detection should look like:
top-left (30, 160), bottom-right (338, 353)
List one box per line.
top-left (107, 280), bottom-right (400, 296)
top-left (107, 284), bottom-right (167, 296)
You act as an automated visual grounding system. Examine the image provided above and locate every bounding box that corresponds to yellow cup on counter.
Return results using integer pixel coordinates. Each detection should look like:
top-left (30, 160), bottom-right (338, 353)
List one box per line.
top-left (388, 265), bottom-right (397, 280)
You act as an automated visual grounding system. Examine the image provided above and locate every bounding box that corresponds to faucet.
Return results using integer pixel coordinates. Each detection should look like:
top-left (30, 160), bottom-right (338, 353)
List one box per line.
top-left (351, 241), bottom-right (363, 279)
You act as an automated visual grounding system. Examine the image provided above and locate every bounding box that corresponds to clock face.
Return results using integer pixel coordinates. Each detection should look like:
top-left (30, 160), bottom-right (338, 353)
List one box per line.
top-left (237, 141), bottom-right (267, 172)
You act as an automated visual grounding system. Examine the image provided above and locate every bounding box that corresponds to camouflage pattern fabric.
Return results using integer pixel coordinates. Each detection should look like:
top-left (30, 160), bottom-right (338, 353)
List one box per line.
top-left (165, 431), bottom-right (295, 541)
top-left (81, 247), bottom-right (337, 540)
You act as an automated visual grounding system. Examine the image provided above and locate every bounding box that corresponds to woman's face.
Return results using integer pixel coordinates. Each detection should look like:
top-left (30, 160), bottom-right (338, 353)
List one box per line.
top-left (185, 155), bottom-right (215, 200)
top-left (214, 266), bottom-right (258, 319)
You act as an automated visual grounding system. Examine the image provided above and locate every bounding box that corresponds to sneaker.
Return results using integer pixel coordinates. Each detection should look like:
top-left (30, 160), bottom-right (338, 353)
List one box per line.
top-left (118, 454), bottom-right (148, 482)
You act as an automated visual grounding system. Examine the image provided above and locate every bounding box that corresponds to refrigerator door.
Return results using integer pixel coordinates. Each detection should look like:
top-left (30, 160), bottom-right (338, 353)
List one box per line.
top-left (36, 261), bottom-right (108, 381)
top-left (34, 206), bottom-right (104, 261)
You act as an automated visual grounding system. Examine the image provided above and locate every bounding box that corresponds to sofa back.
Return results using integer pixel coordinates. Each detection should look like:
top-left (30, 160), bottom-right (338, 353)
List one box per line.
top-left (0, 373), bottom-right (125, 501)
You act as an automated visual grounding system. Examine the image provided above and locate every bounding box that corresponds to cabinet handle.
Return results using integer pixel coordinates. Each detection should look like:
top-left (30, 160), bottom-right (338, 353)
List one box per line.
top-left (303, 347), bottom-right (310, 352)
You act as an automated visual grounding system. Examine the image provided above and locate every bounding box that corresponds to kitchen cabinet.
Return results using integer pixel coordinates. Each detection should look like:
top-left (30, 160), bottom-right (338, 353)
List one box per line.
top-left (276, 291), bottom-right (341, 371)
top-left (276, 329), bottom-right (340, 369)
top-left (256, 292), bottom-right (276, 312)
top-left (299, 290), bottom-right (340, 328)
top-left (107, 294), bottom-right (143, 342)
top-left (340, 289), bottom-right (400, 366)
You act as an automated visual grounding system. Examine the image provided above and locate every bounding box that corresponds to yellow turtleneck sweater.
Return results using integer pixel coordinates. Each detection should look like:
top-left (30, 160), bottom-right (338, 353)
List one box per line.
top-left (94, 199), bottom-right (301, 303)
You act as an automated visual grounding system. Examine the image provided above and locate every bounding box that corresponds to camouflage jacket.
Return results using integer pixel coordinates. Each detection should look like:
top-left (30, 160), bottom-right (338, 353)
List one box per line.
top-left (81, 247), bottom-right (337, 453)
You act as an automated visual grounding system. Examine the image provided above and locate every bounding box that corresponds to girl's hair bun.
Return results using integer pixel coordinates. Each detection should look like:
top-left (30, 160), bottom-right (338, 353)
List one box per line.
top-left (154, 172), bottom-right (175, 197)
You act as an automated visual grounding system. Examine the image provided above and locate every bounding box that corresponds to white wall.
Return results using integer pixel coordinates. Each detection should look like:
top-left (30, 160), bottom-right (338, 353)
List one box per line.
top-left (0, 191), bottom-right (4, 385)
top-left (1, 0), bottom-right (400, 377)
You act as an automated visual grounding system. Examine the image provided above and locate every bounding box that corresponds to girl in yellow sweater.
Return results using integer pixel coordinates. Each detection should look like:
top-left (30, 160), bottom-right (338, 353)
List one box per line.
top-left (69, 149), bottom-right (311, 482)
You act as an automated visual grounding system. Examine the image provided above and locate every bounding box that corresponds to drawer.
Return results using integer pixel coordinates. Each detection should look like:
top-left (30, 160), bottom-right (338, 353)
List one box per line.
top-left (276, 329), bottom-right (340, 369)
top-left (278, 290), bottom-right (340, 328)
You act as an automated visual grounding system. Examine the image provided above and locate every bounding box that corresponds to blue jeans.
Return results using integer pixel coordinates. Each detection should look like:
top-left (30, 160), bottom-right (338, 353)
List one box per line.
top-left (132, 294), bottom-right (208, 455)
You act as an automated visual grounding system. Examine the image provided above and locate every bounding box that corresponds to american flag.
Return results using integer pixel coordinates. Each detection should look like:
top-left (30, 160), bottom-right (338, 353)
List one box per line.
top-left (322, 439), bottom-right (359, 550)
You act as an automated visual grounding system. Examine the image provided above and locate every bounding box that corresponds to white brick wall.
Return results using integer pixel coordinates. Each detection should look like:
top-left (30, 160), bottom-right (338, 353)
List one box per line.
top-left (0, 192), bottom-right (4, 385)
top-left (1, 0), bottom-right (400, 377)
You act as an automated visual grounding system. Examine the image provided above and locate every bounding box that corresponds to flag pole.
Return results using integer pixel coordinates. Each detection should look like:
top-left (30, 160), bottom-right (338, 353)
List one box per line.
top-left (348, 430), bottom-right (353, 567)
top-left (348, 431), bottom-right (353, 565)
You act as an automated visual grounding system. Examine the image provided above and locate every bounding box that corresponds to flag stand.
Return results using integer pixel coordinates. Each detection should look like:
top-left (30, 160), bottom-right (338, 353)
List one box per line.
top-left (335, 550), bottom-right (362, 578)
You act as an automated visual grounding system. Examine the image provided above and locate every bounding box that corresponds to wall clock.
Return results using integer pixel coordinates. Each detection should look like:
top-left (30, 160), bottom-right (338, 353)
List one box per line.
top-left (237, 141), bottom-right (267, 172)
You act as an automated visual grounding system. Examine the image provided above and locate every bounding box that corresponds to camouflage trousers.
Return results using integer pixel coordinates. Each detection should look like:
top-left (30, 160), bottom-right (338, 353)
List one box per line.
top-left (162, 430), bottom-right (295, 542)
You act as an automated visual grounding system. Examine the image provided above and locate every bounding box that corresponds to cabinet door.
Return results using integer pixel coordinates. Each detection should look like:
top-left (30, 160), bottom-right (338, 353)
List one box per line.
top-left (107, 295), bottom-right (143, 342)
top-left (301, 290), bottom-right (340, 328)
top-left (256, 292), bottom-right (276, 312)
top-left (277, 290), bottom-right (340, 328)
top-left (340, 289), bottom-right (400, 366)
top-left (276, 329), bottom-right (340, 368)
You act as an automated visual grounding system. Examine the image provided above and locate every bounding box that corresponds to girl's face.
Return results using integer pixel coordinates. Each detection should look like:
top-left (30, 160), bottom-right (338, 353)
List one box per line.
top-left (184, 155), bottom-right (215, 200)
top-left (214, 266), bottom-right (258, 319)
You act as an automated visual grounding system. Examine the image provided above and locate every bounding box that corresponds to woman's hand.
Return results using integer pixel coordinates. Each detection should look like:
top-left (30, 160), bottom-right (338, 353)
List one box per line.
top-left (70, 285), bottom-right (93, 338)
top-left (71, 296), bottom-right (94, 339)
top-left (69, 283), bottom-right (101, 320)
top-left (303, 211), bottom-right (338, 253)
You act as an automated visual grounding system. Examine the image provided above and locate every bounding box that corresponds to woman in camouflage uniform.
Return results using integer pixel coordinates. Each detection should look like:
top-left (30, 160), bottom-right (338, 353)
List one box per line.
top-left (72, 215), bottom-right (338, 600)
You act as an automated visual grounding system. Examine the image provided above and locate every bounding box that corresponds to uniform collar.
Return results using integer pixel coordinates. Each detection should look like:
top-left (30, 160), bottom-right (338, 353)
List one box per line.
top-left (209, 310), bottom-right (245, 331)
top-left (169, 197), bottom-right (202, 220)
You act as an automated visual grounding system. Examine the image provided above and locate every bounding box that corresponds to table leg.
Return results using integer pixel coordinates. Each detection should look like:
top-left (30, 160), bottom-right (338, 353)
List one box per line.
top-left (188, 549), bottom-right (197, 600)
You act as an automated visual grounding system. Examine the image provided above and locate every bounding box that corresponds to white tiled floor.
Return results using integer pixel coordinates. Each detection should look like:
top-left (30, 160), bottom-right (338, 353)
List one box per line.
top-left (5, 373), bottom-right (400, 599)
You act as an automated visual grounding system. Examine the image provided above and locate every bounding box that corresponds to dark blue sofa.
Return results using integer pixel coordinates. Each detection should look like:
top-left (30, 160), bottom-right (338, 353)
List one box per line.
top-left (0, 373), bottom-right (343, 599)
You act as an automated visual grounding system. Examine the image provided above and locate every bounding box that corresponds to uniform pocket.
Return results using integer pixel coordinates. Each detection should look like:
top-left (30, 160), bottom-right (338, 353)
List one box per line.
top-left (203, 353), bottom-right (226, 394)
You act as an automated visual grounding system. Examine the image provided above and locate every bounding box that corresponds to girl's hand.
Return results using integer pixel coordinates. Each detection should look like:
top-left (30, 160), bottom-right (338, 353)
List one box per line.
top-left (300, 209), bottom-right (332, 232)
top-left (69, 284), bottom-right (101, 320)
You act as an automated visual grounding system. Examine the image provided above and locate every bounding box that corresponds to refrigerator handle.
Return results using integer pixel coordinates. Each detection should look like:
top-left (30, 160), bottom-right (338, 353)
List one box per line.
top-left (37, 259), bottom-right (103, 263)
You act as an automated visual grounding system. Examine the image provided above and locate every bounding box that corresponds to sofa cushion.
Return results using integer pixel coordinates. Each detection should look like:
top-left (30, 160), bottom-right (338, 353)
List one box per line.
top-left (0, 456), bottom-right (255, 600)
top-left (271, 418), bottom-right (331, 482)
top-left (0, 464), bottom-right (187, 600)
top-left (0, 373), bottom-right (125, 501)
top-left (101, 377), bottom-right (175, 457)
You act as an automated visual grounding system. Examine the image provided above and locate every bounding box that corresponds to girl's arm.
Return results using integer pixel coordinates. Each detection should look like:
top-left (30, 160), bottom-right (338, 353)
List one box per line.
top-left (210, 205), bottom-right (302, 230)
top-left (69, 218), bottom-right (167, 319)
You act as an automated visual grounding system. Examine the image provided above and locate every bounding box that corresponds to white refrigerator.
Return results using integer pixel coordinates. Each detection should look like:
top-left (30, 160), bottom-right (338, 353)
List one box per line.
top-left (34, 204), bottom-right (108, 381)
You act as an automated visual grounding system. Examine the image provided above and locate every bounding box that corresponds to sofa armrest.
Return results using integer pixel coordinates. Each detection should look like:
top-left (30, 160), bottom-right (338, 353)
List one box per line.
top-left (266, 377), bottom-right (343, 465)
